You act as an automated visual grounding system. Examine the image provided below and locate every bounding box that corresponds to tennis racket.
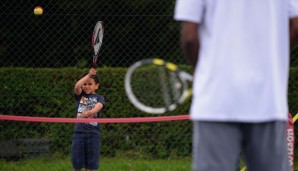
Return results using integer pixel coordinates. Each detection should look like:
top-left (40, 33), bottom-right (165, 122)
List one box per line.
top-left (125, 58), bottom-right (193, 114)
top-left (91, 21), bottom-right (104, 68)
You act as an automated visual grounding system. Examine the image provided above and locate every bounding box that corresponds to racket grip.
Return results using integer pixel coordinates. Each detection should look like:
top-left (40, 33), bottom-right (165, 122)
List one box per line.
top-left (91, 54), bottom-right (98, 68)
top-left (91, 61), bottom-right (96, 68)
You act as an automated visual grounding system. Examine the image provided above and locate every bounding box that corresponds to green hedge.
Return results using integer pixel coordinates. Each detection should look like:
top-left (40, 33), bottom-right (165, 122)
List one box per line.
top-left (289, 67), bottom-right (298, 115)
top-left (0, 67), bottom-right (191, 158)
top-left (0, 67), bottom-right (298, 158)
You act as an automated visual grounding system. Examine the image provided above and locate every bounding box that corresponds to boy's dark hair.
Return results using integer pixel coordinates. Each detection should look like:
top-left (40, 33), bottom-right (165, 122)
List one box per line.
top-left (81, 72), bottom-right (99, 84)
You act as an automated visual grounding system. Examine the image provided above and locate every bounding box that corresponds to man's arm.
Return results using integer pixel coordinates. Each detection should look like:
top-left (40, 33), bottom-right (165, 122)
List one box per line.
top-left (290, 17), bottom-right (298, 49)
top-left (180, 21), bottom-right (200, 68)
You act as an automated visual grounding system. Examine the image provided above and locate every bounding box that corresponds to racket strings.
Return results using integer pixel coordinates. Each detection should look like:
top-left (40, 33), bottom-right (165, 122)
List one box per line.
top-left (130, 64), bottom-right (183, 109)
top-left (158, 67), bottom-right (171, 108)
top-left (158, 67), bottom-right (183, 109)
top-left (94, 28), bottom-right (103, 44)
top-left (91, 21), bottom-right (104, 68)
top-left (169, 72), bottom-right (182, 102)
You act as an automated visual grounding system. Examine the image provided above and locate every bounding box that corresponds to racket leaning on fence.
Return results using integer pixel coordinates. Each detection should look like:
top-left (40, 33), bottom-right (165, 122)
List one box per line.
top-left (91, 21), bottom-right (104, 68)
top-left (125, 58), bottom-right (193, 114)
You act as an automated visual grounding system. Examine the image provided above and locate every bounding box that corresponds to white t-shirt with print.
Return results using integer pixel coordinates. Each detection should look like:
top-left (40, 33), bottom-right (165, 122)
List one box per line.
top-left (174, 0), bottom-right (298, 122)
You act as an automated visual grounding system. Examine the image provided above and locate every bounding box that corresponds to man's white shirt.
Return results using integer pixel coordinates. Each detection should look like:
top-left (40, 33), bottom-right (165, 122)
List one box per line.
top-left (174, 0), bottom-right (298, 122)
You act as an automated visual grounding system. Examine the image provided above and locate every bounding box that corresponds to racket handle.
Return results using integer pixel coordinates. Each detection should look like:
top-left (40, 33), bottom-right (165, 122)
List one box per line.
top-left (92, 53), bottom-right (98, 68)
top-left (91, 60), bottom-right (97, 68)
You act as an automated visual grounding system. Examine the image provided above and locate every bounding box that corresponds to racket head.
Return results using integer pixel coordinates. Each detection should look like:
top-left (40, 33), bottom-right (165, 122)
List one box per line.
top-left (125, 58), bottom-right (192, 114)
top-left (91, 21), bottom-right (104, 67)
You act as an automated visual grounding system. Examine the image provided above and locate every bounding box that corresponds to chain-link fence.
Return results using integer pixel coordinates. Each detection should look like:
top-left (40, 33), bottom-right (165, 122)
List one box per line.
top-left (0, 1), bottom-right (191, 170)
top-left (1, 0), bottom-right (184, 68)
top-left (1, 1), bottom-right (298, 170)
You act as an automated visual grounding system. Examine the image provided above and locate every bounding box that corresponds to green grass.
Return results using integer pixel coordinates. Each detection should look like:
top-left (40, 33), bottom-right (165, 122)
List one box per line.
top-left (2, 156), bottom-right (298, 171)
top-left (0, 156), bottom-right (191, 171)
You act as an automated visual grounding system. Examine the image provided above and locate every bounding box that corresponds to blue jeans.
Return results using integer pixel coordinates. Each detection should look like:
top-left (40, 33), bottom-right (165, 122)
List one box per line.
top-left (71, 132), bottom-right (100, 170)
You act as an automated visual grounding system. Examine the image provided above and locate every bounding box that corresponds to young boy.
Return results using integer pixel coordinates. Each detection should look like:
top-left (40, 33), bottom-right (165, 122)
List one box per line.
top-left (71, 68), bottom-right (105, 171)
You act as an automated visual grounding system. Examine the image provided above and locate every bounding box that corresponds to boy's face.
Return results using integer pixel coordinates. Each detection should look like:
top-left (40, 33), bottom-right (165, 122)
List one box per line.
top-left (82, 77), bottom-right (99, 94)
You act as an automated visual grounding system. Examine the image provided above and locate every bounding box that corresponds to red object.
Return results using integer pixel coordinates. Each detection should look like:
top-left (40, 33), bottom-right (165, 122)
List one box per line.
top-left (287, 113), bottom-right (294, 171)
top-left (0, 114), bottom-right (190, 123)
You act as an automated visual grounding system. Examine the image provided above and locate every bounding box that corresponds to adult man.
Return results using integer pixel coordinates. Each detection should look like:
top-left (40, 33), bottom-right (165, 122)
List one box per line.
top-left (174, 0), bottom-right (298, 170)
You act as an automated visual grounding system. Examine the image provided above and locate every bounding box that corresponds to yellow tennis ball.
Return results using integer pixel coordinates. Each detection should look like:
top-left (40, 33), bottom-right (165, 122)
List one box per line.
top-left (34, 6), bottom-right (43, 16)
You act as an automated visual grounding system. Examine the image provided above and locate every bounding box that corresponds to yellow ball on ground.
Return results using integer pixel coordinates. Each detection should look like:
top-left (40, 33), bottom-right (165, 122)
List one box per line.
top-left (34, 6), bottom-right (43, 16)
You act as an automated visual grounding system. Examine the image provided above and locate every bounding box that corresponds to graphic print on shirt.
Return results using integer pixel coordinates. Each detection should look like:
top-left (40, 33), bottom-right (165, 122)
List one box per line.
top-left (77, 95), bottom-right (98, 126)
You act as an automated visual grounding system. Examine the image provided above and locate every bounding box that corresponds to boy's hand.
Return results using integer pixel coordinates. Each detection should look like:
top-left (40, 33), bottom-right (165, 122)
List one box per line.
top-left (82, 111), bottom-right (91, 118)
top-left (88, 68), bottom-right (97, 76)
